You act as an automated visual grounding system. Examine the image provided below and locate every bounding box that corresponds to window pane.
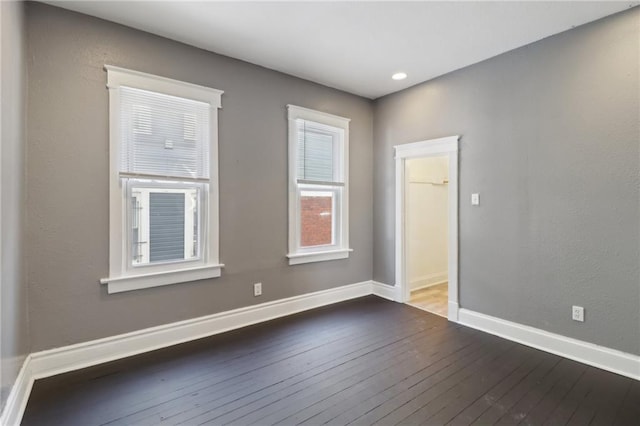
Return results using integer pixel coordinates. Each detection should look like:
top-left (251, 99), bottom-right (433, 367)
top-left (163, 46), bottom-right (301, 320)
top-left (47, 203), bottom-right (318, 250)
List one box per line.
top-left (130, 182), bottom-right (200, 265)
top-left (297, 121), bottom-right (335, 182)
top-left (149, 192), bottom-right (185, 262)
top-left (300, 190), bottom-right (334, 247)
top-left (120, 87), bottom-right (210, 179)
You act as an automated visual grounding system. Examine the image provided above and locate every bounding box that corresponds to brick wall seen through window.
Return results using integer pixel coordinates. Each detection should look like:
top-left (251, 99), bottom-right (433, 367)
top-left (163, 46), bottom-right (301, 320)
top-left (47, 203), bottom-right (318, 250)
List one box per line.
top-left (300, 195), bottom-right (333, 247)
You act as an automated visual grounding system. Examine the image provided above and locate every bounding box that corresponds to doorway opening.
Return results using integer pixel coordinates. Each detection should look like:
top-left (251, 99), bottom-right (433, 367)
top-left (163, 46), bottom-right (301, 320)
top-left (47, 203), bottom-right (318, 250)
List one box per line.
top-left (394, 136), bottom-right (459, 321)
top-left (405, 156), bottom-right (449, 316)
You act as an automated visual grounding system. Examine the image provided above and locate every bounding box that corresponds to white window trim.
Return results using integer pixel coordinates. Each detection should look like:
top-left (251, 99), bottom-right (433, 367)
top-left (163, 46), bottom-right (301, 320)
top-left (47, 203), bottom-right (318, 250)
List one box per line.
top-left (286, 105), bottom-right (352, 265)
top-left (100, 65), bottom-right (224, 294)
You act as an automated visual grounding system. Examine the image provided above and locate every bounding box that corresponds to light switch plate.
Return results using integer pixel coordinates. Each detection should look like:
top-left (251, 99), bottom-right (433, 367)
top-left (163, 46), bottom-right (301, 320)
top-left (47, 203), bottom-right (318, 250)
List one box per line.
top-left (471, 193), bottom-right (480, 205)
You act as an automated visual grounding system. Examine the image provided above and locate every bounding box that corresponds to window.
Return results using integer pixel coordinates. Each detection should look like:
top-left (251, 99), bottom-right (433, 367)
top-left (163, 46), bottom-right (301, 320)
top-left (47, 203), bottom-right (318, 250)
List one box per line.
top-left (287, 105), bottom-right (352, 265)
top-left (101, 66), bottom-right (224, 293)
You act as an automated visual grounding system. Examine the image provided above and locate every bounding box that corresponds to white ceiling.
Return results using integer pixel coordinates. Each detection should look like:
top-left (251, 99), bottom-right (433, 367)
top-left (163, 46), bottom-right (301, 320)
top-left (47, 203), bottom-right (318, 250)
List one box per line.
top-left (46, 1), bottom-right (637, 99)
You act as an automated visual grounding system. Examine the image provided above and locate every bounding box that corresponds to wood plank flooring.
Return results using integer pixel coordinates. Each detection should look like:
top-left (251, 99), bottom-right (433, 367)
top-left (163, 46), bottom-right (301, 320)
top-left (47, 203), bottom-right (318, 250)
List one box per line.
top-left (409, 283), bottom-right (448, 317)
top-left (22, 296), bottom-right (639, 426)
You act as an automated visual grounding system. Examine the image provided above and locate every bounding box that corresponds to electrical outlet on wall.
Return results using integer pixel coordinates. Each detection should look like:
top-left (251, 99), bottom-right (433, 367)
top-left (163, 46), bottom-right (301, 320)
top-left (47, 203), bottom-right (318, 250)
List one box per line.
top-left (471, 193), bottom-right (480, 205)
top-left (572, 305), bottom-right (584, 322)
top-left (253, 282), bottom-right (262, 297)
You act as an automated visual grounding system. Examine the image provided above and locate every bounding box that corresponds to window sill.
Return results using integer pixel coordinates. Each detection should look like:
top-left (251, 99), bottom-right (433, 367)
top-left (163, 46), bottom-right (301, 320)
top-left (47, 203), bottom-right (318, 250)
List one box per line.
top-left (286, 248), bottom-right (353, 265)
top-left (100, 264), bottom-right (224, 294)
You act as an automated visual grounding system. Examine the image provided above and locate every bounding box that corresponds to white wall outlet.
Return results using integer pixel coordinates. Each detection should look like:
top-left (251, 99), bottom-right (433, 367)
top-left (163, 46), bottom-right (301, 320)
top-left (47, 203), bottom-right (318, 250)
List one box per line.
top-left (253, 282), bottom-right (262, 297)
top-left (572, 305), bottom-right (584, 322)
top-left (471, 193), bottom-right (480, 206)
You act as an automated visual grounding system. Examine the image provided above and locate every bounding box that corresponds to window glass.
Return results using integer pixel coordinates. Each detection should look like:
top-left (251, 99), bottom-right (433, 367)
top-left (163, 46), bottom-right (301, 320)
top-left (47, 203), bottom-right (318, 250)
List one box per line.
top-left (297, 123), bottom-right (335, 182)
top-left (300, 190), bottom-right (334, 247)
top-left (129, 181), bottom-right (201, 266)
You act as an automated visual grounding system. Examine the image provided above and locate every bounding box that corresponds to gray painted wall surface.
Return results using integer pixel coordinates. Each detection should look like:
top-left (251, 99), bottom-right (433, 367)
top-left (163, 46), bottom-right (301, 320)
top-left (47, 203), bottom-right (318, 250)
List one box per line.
top-left (1, 0), bottom-right (29, 410)
top-left (26, 2), bottom-right (373, 352)
top-left (373, 8), bottom-right (640, 354)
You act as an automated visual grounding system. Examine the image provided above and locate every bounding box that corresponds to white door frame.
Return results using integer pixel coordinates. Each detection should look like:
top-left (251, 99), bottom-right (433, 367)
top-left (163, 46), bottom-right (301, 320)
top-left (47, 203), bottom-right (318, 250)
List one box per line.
top-left (394, 135), bottom-right (460, 321)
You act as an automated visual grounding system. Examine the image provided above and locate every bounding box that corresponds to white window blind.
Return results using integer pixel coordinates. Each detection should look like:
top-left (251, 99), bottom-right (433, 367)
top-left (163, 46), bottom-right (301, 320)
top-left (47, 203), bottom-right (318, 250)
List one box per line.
top-left (119, 86), bottom-right (210, 180)
top-left (296, 119), bottom-right (343, 185)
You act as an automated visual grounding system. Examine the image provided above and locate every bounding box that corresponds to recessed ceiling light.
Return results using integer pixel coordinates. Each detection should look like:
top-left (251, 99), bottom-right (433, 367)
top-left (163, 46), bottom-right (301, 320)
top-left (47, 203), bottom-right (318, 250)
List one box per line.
top-left (392, 72), bottom-right (407, 80)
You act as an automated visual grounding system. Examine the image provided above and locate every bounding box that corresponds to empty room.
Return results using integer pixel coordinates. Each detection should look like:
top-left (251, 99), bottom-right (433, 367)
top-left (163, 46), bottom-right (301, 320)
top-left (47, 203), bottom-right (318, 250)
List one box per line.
top-left (1, 1), bottom-right (639, 425)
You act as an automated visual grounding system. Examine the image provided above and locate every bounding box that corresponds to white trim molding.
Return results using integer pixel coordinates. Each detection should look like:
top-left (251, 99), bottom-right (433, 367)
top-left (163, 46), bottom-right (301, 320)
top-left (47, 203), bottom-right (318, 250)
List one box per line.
top-left (287, 248), bottom-right (353, 265)
top-left (286, 104), bottom-right (351, 128)
top-left (0, 358), bottom-right (33, 426)
top-left (105, 65), bottom-right (223, 107)
top-left (458, 308), bottom-right (640, 381)
top-left (99, 264), bottom-right (224, 294)
top-left (394, 135), bottom-right (459, 322)
top-left (394, 135), bottom-right (459, 158)
top-left (371, 281), bottom-right (401, 301)
top-left (448, 301), bottom-right (460, 322)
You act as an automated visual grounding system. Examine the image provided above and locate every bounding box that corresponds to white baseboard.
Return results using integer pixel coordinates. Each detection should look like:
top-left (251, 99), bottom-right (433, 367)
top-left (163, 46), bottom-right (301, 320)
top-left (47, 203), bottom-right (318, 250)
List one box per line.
top-left (28, 281), bottom-right (372, 380)
top-left (371, 281), bottom-right (400, 302)
top-left (4, 283), bottom-right (637, 425)
top-left (1, 280), bottom-right (373, 425)
top-left (409, 271), bottom-right (447, 291)
top-left (458, 308), bottom-right (640, 381)
top-left (0, 356), bottom-right (33, 426)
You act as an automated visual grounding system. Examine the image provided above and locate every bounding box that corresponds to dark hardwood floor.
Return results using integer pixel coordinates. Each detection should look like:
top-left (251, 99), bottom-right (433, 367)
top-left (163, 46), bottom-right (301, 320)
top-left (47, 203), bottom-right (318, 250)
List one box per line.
top-left (22, 296), bottom-right (639, 425)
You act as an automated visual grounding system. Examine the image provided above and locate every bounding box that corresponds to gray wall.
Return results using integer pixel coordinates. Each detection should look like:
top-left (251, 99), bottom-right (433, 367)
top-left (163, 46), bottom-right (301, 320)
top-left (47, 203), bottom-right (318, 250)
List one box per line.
top-left (18, 2), bottom-right (640, 360)
top-left (1, 0), bottom-right (29, 411)
top-left (373, 8), bottom-right (640, 354)
top-left (26, 2), bottom-right (373, 352)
